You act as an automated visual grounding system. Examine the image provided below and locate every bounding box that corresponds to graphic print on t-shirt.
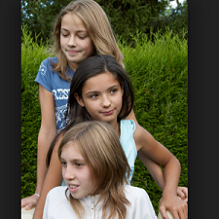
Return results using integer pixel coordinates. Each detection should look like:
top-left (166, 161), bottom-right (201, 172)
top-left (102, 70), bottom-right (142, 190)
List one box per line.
top-left (55, 104), bottom-right (68, 132)
top-left (39, 62), bottom-right (47, 75)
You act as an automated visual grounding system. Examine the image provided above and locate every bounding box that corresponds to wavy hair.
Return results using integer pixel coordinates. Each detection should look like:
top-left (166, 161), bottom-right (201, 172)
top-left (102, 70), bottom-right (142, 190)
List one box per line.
top-left (58, 121), bottom-right (131, 219)
top-left (49, 0), bottom-right (124, 81)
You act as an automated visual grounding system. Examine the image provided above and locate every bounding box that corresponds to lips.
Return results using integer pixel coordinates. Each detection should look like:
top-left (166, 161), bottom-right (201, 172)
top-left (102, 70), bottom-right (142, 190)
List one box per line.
top-left (67, 50), bottom-right (80, 55)
top-left (100, 109), bottom-right (115, 115)
top-left (68, 184), bottom-right (79, 192)
top-left (69, 185), bottom-right (78, 189)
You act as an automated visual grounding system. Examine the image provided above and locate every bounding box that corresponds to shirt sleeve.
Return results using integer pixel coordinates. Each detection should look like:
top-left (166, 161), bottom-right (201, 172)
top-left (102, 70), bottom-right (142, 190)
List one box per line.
top-left (129, 187), bottom-right (158, 219)
top-left (35, 58), bottom-right (53, 92)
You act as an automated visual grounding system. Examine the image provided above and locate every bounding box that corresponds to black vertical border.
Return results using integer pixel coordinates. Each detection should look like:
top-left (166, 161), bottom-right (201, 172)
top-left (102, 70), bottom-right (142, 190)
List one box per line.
top-left (189, 0), bottom-right (219, 218)
top-left (0, 0), bottom-right (21, 218)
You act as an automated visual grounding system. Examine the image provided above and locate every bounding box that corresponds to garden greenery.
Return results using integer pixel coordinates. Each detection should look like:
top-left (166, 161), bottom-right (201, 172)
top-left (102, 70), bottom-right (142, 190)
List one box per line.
top-left (21, 27), bottom-right (188, 213)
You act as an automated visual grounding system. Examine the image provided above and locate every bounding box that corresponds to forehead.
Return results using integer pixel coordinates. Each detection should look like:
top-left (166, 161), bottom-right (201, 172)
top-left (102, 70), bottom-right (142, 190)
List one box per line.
top-left (61, 13), bottom-right (87, 31)
top-left (82, 72), bottom-right (119, 91)
top-left (61, 141), bottom-right (84, 159)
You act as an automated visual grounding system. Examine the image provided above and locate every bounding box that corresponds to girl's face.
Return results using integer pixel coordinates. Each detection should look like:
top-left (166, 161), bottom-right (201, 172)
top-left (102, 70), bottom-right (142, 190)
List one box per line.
top-left (60, 142), bottom-right (97, 199)
top-left (60, 13), bottom-right (94, 70)
top-left (75, 72), bottom-right (124, 126)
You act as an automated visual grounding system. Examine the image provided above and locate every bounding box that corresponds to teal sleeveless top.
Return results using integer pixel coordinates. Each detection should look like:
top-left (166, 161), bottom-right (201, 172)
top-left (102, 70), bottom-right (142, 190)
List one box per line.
top-left (120, 119), bottom-right (137, 184)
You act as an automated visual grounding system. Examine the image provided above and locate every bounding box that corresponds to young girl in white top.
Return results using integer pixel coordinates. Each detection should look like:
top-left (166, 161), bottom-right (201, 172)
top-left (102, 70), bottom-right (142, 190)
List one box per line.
top-left (43, 120), bottom-right (158, 219)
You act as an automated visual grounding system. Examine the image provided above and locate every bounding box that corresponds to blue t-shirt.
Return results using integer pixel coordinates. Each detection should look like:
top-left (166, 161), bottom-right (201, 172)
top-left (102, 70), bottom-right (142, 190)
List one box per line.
top-left (35, 57), bottom-right (74, 133)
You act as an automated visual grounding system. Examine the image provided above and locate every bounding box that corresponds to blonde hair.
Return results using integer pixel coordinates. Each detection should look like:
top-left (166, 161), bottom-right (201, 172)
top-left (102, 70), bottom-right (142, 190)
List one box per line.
top-left (50, 0), bottom-right (124, 81)
top-left (58, 121), bottom-right (130, 219)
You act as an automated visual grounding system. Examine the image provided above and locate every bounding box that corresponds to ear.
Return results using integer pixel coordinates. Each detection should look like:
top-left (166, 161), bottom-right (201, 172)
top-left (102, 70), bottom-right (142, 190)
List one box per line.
top-left (74, 93), bottom-right (85, 107)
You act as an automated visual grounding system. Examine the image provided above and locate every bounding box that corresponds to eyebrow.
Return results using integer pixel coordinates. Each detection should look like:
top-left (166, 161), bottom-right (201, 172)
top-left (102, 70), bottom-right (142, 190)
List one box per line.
top-left (84, 85), bottom-right (120, 96)
top-left (60, 28), bottom-right (88, 33)
top-left (60, 157), bottom-right (84, 163)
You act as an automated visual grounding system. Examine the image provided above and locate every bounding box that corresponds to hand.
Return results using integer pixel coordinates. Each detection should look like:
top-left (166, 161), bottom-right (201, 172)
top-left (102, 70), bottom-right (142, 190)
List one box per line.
top-left (21, 194), bottom-right (39, 210)
top-left (177, 187), bottom-right (188, 203)
top-left (159, 193), bottom-right (188, 219)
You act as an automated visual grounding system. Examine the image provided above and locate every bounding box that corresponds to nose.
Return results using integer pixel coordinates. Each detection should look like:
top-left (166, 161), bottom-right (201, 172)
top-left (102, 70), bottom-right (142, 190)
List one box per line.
top-left (63, 165), bottom-right (75, 180)
top-left (68, 35), bottom-right (76, 47)
top-left (101, 94), bottom-right (111, 108)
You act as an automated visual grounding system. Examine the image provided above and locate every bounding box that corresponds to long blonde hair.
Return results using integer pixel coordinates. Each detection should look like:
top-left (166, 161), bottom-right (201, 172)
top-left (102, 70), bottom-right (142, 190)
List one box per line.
top-left (58, 121), bottom-right (131, 219)
top-left (50, 0), bottom-right (124, 81)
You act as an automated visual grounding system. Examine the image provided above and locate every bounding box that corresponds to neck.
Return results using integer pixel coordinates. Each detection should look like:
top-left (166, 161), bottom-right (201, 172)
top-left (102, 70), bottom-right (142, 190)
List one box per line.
top-left (67, 61), bottom-right (78, 72)
top-left (109, 120), bottom-right (120, 137)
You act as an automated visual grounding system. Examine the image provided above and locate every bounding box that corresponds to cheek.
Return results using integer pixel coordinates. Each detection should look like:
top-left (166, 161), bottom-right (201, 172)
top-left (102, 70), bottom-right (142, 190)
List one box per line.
top-left (115, 92), bottom-right (123, 105)
top-left (62, 167), bottom-right (66, 178)
top-left (86, 102), bottom-right (99, 115)
top-left (83, 40), bottom-right (94, 55)
top-left (60, 36), bottom-right (67, 48)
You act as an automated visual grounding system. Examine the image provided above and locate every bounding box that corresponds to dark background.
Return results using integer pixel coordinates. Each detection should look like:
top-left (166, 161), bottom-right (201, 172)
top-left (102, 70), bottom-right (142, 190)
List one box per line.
top-left (1, 0), bottom-right (218, 218)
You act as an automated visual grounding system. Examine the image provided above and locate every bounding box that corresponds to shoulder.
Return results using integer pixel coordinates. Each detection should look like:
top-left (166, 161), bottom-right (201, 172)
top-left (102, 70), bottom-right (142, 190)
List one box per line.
top-left (45, 186), bottom-right (68, 207)
top-left (44, 186), bottom-right (75, 218)
top-left (133, 124), bottom-right (155, 151)
top-left (120, 119), bottom-right (136, 132)
top-left (39, 57), bottom-right (57, 72)
top-left (47, 186), bottom-right (67, 199)
top-left (124, 185), bottom-right (157, 219)
top-left (124, 184), bottom-right (148, 200)
top-left (42, 57), bottom-right (58, 65)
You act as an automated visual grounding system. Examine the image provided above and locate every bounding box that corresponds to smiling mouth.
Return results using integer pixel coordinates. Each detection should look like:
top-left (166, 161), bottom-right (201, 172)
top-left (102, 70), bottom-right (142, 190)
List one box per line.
top-left (69, 185), bottom-right (79, 189)
top-left (101, 109), bottom-right (114, 115)
top-left (67, 50), bottom-right (80, 55)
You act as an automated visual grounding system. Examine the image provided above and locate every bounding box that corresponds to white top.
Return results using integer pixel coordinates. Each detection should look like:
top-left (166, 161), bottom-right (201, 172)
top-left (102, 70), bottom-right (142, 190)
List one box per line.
top-left (43, 185), bottom-right (157, 219)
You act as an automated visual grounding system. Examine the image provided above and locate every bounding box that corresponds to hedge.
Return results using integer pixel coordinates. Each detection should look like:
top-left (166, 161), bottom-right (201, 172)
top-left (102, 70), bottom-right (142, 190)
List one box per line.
top-left (21, 28), bottom-right (188, 214)
top-left (120, 30), bottom-right (188, 211)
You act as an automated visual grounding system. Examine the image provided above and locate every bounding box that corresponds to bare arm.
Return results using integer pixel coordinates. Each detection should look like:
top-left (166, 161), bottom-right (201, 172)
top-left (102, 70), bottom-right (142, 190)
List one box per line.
top-left (126, 110), bottom-right (188, 202)
top-left (138, 150), bottom-right (165, 191)
top-left (134, 124), bottom-right (187, 219)
top-left (33, 134), bottom-right (63, 219)
top-left (21, 85), bottom-right (57, 209)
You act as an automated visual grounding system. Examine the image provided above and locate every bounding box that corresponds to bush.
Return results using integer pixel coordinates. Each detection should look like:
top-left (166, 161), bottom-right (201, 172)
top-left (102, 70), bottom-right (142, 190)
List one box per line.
top-left (21, 28), bottom-right (49, 197)
top-left (21, 28), bottom-right (188, 214)
top-left (121, 30), bottom-right (188, 211)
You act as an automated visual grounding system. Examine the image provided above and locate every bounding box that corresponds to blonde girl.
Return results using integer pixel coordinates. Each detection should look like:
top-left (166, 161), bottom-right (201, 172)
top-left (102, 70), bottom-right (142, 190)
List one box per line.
top-left (43, 121), bottom-right (157, 219)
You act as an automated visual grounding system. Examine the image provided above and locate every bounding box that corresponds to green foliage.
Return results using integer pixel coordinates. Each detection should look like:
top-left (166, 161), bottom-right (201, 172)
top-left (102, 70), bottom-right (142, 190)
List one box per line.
top-left (21, 0), bottom-right (188, 46)
top-left (21, 0), bottom-right (73, 44)
top-left (121, 30), bottom-right (188, 212)
top-left (95, 0), bottom-right (169, 46)
top-left (21, 27), bottom-right (49, 198)
top-left (21, 29), bottom-right (188, 215)
top-left (152, 1), bottom-right (188, 40)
